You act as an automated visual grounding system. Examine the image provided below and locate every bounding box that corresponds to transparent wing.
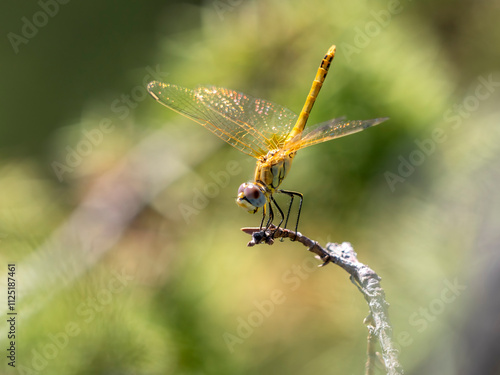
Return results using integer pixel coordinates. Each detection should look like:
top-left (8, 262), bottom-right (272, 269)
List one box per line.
top-left (147, 81), bottom-right (298, 158)
top-left (284, 117), bottom-right (389, 153)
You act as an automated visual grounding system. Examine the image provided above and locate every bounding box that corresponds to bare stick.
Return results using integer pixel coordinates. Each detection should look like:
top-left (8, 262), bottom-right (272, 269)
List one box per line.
top-left (241, 227), bottom-right (405, 375)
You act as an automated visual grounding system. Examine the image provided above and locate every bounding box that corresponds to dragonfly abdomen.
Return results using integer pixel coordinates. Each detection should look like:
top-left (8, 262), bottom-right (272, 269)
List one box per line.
top-left (285, 45), bottom-right (337, 143)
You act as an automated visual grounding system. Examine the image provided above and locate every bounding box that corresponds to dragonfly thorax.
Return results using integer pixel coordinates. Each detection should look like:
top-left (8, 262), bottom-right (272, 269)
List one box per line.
top-left (236, 149), bottom-right (296, 214)
top-left (255, 150), bottom-right (296, 192)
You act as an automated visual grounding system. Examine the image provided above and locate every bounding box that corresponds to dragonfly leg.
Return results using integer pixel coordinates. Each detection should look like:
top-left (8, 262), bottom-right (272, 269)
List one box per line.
top-left (259, 203), bottom-right (268, 230)
top-left (269, 195), bottom-right (285, 237)
top-left (273, 193), bottom-right (292, 242)
top-left (278, 190), bottom-right (304, 240)
top-left (281, 194), bottom-right (294, 230)
top-left (264, 201), bottom-right (274, 230)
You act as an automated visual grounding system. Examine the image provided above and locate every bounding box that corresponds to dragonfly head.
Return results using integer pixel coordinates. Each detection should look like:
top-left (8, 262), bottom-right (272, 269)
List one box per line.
top-left (236, 182), bottom-right (267, 213)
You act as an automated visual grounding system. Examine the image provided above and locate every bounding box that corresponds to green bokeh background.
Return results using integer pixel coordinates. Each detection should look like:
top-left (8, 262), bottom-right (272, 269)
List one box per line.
top-left (1, 1), bottom-right (500, 374)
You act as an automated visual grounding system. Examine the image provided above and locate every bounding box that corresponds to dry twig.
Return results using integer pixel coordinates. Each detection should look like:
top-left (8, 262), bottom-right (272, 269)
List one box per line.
top-left (241, 226), bottom-right (404, 375)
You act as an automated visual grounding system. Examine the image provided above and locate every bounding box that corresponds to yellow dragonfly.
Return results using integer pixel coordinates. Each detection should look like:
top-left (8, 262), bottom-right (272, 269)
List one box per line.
top-left (148, 45), bottom-right (387, 236)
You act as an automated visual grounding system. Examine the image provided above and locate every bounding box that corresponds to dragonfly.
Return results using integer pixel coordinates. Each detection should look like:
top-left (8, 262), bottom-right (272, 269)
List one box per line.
top-left (147, 45), bottom-right (387, 237)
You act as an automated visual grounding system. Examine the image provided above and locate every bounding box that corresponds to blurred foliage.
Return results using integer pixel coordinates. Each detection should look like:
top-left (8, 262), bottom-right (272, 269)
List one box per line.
top-left (1, 0), bottom-right (500, 374)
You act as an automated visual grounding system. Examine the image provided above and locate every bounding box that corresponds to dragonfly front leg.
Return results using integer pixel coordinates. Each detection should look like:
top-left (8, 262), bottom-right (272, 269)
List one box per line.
top-left (259, 202), bottom-right (268, 231)
top-left (274, 196), bottom-right (285, 228)
top-left (261, 201), bottom-right (274, 231)
top-left (269, 195), bottom-right (286, 237)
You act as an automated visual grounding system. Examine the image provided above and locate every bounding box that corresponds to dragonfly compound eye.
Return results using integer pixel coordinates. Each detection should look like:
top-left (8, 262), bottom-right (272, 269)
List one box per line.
top-left (237, 183), bottom-right (246, 195)
top-left (244, 184), bottom-right (261, 200)
top-left (236, 183), bottom-right (266, 213)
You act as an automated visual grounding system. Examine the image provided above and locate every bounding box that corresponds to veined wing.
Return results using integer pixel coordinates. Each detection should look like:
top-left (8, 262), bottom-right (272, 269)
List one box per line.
top-left (284, 117), bottom-right (389, 153)
top-left (147, 81), bottom-right (298, 158)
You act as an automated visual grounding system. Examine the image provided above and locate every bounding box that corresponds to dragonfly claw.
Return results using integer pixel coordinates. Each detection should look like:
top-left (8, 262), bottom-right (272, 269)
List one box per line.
top-left (252, 230), bottom-right (275, 246)
top-left (241, 226), bottom-right (279, 246)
